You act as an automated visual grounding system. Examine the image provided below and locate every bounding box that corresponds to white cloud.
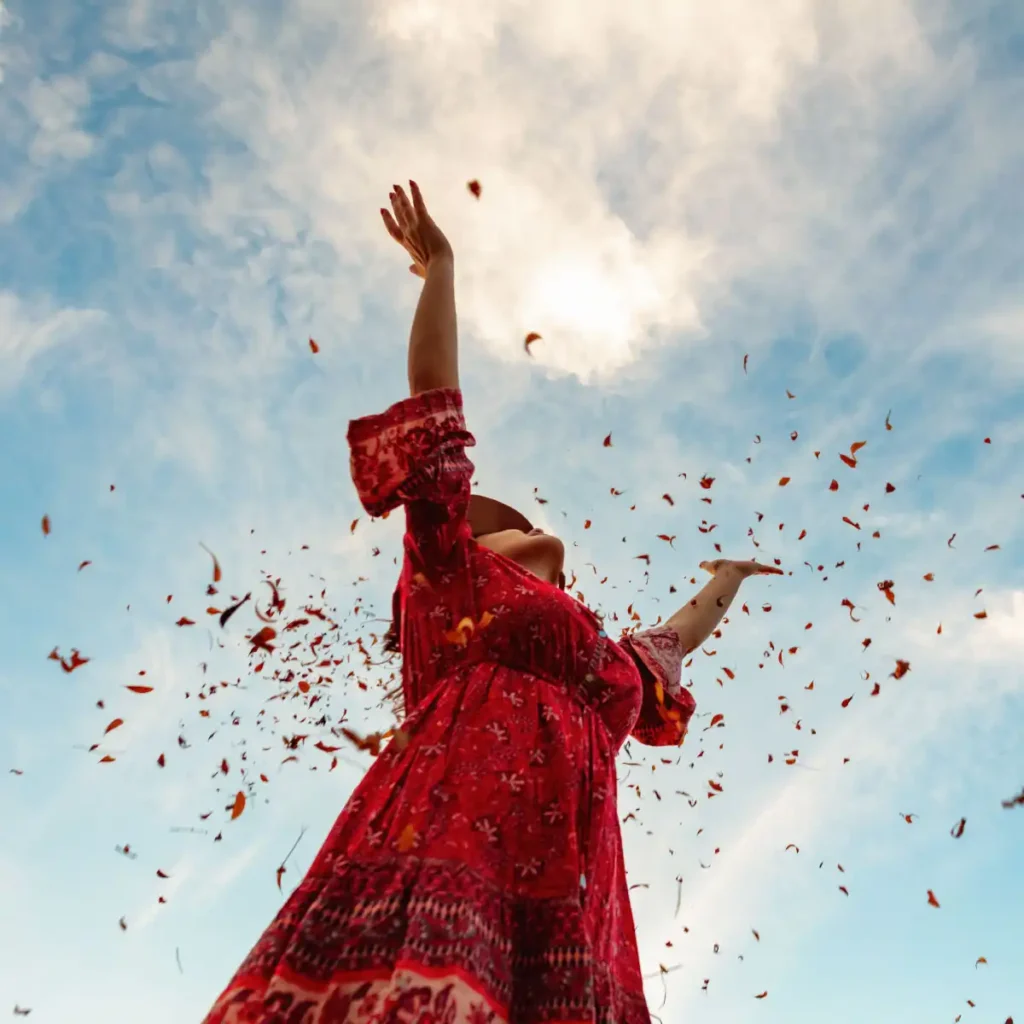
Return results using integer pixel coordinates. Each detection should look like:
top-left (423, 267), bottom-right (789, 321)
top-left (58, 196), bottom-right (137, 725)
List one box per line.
top-left (25, 74), bottom-right (94, 163)
top-left (154, 0), bottom-right (968, 385)
top-left (0, 291), bottom-right (106, 392)
top-left (0, 16), bottom-right (98, 223)
top-left (0, 175), bottom-right (34, 224)
top-left (0, 6), bottom-right (11, 86)
top-left (977, 305), bottom-right (1024, 369)
top-left (102, 0), bottom-right (177, 51)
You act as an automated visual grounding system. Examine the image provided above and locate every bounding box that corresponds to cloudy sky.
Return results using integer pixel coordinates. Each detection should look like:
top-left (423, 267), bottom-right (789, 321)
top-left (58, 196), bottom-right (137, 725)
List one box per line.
top-left (1, 0), bottom-right (1022, 1020)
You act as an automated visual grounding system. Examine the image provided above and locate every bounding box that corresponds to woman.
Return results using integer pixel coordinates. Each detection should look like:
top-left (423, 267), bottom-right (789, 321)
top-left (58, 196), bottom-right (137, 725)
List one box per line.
top-left (204, 181), bottom-right (780, 1024)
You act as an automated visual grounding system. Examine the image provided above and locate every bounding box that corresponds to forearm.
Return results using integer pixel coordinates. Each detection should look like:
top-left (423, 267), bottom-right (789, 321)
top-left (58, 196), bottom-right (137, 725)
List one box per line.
top-left (408, 254), bottom-right (459, 396)
top-left (665, 568), bottom-right (744, 655)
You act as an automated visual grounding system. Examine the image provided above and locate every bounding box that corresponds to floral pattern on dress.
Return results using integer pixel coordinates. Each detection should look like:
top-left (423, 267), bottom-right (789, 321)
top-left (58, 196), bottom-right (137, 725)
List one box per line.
top-left (204, 387), bottom-right (697, 1024)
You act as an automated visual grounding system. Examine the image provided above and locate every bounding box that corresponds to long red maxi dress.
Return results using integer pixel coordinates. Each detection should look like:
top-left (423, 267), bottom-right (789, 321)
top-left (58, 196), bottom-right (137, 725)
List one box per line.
top-left (204, 388), bottom-right (696, 1024)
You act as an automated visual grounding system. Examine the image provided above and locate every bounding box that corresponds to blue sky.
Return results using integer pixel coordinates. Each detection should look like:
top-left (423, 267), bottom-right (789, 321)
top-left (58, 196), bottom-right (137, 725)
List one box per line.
top-left (1, 0), bottom-right (1023, 1020)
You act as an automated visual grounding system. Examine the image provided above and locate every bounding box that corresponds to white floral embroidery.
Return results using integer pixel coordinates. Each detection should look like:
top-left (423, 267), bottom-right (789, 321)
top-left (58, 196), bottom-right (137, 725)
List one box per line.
top-left (542, 804), bottom-right (564, 825)
top-left (473, 818), bottom-right (499, 844)
top-left (485, 721), bottom-right (510, 743)
top-left (517, 857), bottom-right (542, 879)
top-left (500, 771), bottom-right (525, 793)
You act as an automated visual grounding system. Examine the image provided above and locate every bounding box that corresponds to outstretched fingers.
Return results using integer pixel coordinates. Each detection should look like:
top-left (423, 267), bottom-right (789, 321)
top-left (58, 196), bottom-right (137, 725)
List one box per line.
top-left (380, 207), bottom-right (404, 242)
top-left (391, 184), bottom-right (416, 229)
top-left (381, 180), bottom-right (440, 276)
top-left (409, 179), bottom-right (427, 216)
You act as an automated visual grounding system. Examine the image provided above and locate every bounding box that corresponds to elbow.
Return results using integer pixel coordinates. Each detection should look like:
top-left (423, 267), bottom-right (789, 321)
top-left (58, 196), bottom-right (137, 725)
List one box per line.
top-left (667, 623), bottom-right (698, 657)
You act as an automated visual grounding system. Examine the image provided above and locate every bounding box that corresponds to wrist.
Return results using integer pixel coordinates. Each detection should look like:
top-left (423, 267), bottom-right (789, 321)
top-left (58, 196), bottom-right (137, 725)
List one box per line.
top-left (427, 249), bottom-right (454, 272)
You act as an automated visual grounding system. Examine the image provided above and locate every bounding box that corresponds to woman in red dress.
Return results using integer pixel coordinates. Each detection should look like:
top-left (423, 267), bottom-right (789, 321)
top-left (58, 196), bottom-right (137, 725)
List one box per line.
top-left (204, 181), bottom-right (780, 1024)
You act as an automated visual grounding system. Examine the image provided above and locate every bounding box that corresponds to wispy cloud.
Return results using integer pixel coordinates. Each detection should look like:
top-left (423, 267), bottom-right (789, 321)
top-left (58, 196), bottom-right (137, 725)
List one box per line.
top-left (0, 290), bottom-right (106, 391)
top-left (2, 0), bottom-right (1022, 1020)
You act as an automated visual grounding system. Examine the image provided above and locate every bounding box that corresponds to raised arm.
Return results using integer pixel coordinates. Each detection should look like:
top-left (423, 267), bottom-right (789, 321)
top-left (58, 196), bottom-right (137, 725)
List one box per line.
top-left (381, 181), bottom-right (458, 396)
top-left (665, 558), bottom-right (783, 655)
top-left (623, 560), bottom-right (781, 747)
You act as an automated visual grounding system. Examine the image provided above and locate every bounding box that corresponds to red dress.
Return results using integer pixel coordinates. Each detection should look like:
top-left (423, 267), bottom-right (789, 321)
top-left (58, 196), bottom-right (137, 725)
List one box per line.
top-left (204, 388), bottom-right (696, 1024)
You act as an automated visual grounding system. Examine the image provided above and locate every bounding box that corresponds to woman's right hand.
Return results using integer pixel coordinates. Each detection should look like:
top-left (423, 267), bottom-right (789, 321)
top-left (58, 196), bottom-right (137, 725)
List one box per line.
top-left (381, 181), bottom-right (453, 278)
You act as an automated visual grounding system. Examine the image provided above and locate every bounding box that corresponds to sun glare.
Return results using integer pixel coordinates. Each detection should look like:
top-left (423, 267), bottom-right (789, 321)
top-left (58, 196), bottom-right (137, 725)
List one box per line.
top-left (522, 254), bottom-right (662, 362)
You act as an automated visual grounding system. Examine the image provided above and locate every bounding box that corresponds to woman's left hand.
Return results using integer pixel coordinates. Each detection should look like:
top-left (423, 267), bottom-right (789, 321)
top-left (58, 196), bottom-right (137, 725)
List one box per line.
top-left (699, 558), bottom-right (783, 579)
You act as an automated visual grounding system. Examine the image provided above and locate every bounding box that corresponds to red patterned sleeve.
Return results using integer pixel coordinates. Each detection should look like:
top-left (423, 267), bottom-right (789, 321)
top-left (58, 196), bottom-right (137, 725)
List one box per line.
top-left (347, 388), bottom-right (475, 566)
top-left (620, 625), bottom-right (696, 746)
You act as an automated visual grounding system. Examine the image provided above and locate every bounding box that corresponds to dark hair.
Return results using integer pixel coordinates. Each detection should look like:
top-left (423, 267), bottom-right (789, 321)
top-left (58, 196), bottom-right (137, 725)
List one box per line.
top-left (382, 617), bottom-right (401, 654)
top-left (381, 585), bottom-right (402, 655)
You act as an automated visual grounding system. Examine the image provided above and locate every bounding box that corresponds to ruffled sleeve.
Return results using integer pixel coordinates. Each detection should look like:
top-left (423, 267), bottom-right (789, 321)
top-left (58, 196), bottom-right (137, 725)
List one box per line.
top-left (347, 388), bottom-right (475, 566)
top-left (620, 625), bottom-right (696, 746)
